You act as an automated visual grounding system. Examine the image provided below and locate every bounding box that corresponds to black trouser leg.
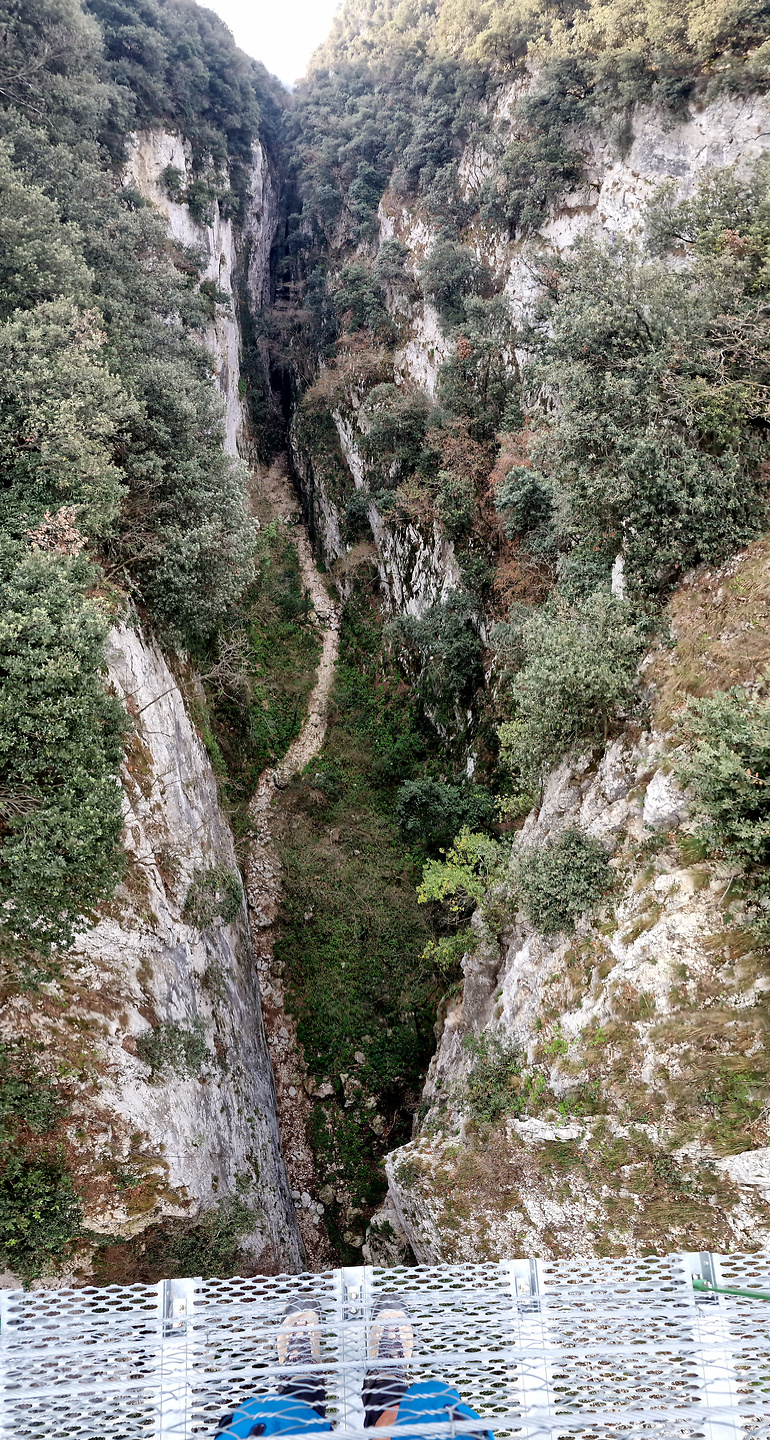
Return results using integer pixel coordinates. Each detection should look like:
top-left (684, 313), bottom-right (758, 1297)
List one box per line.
top-left (277, 1374), bottom-right (327, 1419)
top-left (362, 1369), bottom-right (409, 1427)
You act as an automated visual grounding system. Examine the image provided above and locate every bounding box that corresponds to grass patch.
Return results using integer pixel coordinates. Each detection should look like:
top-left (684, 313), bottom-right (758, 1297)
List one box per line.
top-left (0, 1042), bottom-right (83, 1283)
top-left (93, 1195), bottom-right (258, 1284)
top-left (275, 582), bottom-right (446, 1259)
top-left (650, 536), bottom-right (770, 727)
top-left (205, 520), bottom-right (321, 839)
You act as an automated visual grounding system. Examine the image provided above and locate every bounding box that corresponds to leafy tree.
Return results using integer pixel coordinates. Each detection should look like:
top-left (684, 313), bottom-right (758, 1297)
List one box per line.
top-left (360, 383), bottom-right (435, 489)
top-left (0, 543), bottom-right (126, 961)
top-left (374, 238), bottom-right (412, 287)
top-left (333, 263), bottom-right (392, 337)
top-left (678, 688), bottom-right (770, 868)
top-left (0, 299), bottom-right (133, 537)
top-left (515, 232), bottom-right (770, 595)
top-left (0, 147), bottom-right (90, 320)
top-left (480, 131), bottom-right (583, 235)
top-left (437, 295), bottom-right (518, 438)
top-left (514, 827), bottom-right (613, 933)
top-left (396, 777), bottom-right (495, 853)
top-left (421, 238), bottom-right (488, 328)
top-left (0, 0), bottom-right (106, 134)
top-left (418, 829), bottom-right (506, 913)
top-left (497, 592), bottom-right (644, 786)
top-left (389, 591), bottom-right (484, 728)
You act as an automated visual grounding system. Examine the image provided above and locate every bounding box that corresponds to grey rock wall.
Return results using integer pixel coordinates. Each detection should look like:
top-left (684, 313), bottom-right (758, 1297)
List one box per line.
top-left (1, 624), bottom-right (303, 1279)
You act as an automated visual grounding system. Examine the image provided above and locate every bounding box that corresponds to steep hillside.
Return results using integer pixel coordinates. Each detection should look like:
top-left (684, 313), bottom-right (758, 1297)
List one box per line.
top-left (3, 0), bottom-right (770, 1287)
top-left (0, 0), bottom-right (307, 1284)
top-left (263, 0), bottom-right (770, 1262)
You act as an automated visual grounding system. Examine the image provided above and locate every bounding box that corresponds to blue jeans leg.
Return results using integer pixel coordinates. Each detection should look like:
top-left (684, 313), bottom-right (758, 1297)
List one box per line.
top-left (216, 1392), bottom-right (334, 1439)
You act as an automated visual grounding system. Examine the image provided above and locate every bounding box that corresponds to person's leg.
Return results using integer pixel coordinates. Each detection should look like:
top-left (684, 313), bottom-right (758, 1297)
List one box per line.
top-left (362, 1295), bottom-right (414, 1429)
top-left (276, 1297), bottom-right (327, 1418)
top-left (217, 1297), bottom-right (332, 1439)
top-left (394, 1379), bottom-right (493, 1440)
top-left (362, 1298), bottom-right (493, 1440)
top-left (216, 1393), bottom-right (333, 1439)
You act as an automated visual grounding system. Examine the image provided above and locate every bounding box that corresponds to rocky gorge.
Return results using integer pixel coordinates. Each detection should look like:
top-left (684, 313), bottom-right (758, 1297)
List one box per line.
top-left (3, 0), bottom-right (770, 1285)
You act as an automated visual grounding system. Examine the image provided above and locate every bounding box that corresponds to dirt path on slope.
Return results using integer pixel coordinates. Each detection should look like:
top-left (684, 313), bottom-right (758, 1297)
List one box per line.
top-left (245, 454), bottom-right (339, 1270)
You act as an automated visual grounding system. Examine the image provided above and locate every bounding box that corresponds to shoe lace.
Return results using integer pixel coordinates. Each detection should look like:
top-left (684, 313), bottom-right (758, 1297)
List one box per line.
top-left (284, 1328), bottom-right (314, 1367)
top-left (378, 1322), bottom-right (406, 1363)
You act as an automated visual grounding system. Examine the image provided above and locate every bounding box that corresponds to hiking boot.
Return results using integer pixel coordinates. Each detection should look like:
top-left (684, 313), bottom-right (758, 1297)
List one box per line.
top-left (363, 1294), bottom-right (413, 1427)
top-left (276, 1296), bottom-right (326, 1417)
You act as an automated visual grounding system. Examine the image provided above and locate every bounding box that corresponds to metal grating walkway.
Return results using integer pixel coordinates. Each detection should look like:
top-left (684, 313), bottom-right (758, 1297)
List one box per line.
top-left (2, 1253), bottom-right (770, 1438)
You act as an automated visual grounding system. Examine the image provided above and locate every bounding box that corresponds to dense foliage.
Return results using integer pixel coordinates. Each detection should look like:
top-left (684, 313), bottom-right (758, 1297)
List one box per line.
top-left (507, 211), bottom-right (770, 598)
top-left (0, 1043), bottom-right (82, 1282)
top-left (0, 0), bottom-right (280, 974)
top-left (496, 593), bottom-right (645, 789)
top-left (0, 545), bottom-right (126, 966)
top-left (514, 827), bottom-right (613, 934)
top-left (678, 685), bottom-right (770, 945)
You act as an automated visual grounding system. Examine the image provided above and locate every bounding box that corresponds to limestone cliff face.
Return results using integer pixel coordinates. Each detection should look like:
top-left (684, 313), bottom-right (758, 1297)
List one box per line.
top-left (0, 130), bottom-right (301, 1286)
top-left (379, 543), bottom-right (770, 1264)
top-left (125, 129), bottom-right (280, 456)
top-left (294, 91), bottom-right (770, 619)
top-left (349, 93), bottom-right (770, 1264)
top-left (3, 624), bottom-right (302, 1278)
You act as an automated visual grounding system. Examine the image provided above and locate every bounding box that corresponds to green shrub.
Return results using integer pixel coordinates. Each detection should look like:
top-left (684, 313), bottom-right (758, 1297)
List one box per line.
top-left (421, 239), bottom-right (488, 329)
top-left (333, 264), bottom-right (392, 338)
top-left (520, 228), bottom-right (769, 597)
top-left (360, 384), bottom-right (435, 490)
top-left (142, 1195), bottom-right (257, 1278)
top-left (418, 830), bottom-right (506, 915)
top-left (421, 929), bottom-right (475, 974)
top-left (0, 1151), bottom-right (83, 1283)
top-left (496, 467), bottom-right (553, 540)
top-left (0, 544), bottom-right (126, 964)
top-left (678, 688), bottom-right (770, 869)
top-left (182, 864), bottom-right (242, 929)
top-left (343, 488), bottom-right (373, 541)
top-left (463, 1034), bottom-right (527, 1123)
top-left (481, 131), bottom-right (584, 235)
top-left (389, 592), bottom-right (484, 730)
top-left (137, 1019), bottom-right (209, 1078)
top-left (374, 238), bottom-right (412, 287)
top-left (161, 164), bottom-right (184, 200)
top-left (515, 828), bottom-right (613, 934)
top-left (0, 298), bottom-right (133, 538)
top-left (435, 470), bottom-right (475, 538)
top-left (436, 297), bottom-right (518, 439)
top-left (497, 593), bottom-right (644, 787)
top-left (0, 1043), bottom-right (64, 1139)
top-left (396, 778), bottom-right (495, 854)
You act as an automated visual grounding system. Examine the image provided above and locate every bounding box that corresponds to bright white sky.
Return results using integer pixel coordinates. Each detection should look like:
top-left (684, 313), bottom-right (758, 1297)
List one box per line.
top-left (203, 0), bottom-right (343, 87)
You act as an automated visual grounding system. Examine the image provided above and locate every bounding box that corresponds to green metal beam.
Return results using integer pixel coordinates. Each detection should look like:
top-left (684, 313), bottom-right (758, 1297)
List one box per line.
top-left (692, 1275), bottom-right (770, 1302)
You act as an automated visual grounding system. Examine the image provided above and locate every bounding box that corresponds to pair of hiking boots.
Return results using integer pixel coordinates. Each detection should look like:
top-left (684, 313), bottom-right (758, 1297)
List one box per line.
top-left (216, 1293), bottom-right (413, 1436)
top-left (278, 1293), bottom-right (414, 1426)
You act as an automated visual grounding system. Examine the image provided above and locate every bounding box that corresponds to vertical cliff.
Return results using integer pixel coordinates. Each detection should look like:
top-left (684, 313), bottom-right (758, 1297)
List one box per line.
top-left (2, 623), bottom-right (302, 1281)
top-left (125, 128), bottom-right (281, 456)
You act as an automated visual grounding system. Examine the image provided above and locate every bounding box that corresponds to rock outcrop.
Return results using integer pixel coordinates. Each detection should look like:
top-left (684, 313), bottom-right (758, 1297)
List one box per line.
top-left (2, 624), bottom-right (302, 1279)
top-left (383, 542), bottom-right (770, 1262)
top-left (125, 128), bottom-right (280, 456)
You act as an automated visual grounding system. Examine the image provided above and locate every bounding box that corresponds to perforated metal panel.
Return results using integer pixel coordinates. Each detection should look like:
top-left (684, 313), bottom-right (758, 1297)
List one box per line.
top-left (2, 1256), bottom-right (770, 1439)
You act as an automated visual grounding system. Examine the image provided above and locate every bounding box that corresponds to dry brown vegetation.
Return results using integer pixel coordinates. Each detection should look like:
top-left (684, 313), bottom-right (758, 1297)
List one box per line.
top-left (650, 536), bottom-right (770, 727)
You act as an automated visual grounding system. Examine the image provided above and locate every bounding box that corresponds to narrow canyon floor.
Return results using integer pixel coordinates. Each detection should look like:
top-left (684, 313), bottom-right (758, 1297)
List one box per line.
top-left (245, 454), bottom-right (340, 1268)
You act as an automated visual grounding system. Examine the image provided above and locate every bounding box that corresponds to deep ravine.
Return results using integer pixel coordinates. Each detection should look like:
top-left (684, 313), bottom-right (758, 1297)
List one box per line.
top-left (245, 454), bottom-right (340, 1268)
